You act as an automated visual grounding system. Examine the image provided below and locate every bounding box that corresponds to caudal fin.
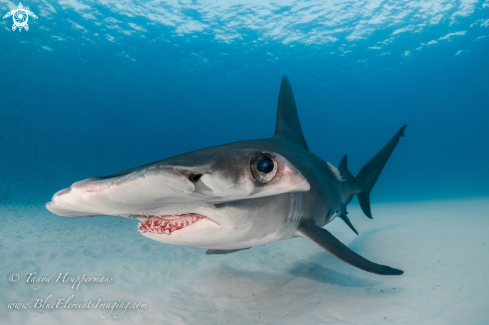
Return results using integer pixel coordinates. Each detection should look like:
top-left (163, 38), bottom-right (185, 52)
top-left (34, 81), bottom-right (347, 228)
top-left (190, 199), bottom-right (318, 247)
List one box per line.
top-left (356, 125), bottom-right (407, 219)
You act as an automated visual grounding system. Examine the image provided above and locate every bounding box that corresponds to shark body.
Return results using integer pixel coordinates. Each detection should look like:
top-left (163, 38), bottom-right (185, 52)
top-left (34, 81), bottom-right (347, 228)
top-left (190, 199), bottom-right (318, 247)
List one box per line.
top-left (47, 76), bottom-right (405, 276)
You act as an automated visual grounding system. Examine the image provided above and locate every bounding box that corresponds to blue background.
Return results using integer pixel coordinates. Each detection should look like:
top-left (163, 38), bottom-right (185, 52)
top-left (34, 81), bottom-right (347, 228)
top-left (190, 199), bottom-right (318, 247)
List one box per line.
top-left (0, 0), bottom-right (488, 205)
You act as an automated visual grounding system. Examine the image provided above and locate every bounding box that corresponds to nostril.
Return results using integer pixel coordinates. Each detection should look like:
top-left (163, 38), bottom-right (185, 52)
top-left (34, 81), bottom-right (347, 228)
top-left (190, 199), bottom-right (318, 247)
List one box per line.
top-left (189, 174), bottom-right (203, 182)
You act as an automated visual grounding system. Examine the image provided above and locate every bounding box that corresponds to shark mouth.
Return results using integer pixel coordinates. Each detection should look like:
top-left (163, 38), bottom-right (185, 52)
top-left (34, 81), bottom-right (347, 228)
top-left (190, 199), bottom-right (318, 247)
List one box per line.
top-left (136, 213), bottom-right (211, 235)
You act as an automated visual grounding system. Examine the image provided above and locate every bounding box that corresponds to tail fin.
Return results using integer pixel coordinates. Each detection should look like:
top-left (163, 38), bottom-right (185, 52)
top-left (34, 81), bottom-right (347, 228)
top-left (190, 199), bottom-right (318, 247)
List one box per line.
top-left (356, 125), bottom-right (407, 219)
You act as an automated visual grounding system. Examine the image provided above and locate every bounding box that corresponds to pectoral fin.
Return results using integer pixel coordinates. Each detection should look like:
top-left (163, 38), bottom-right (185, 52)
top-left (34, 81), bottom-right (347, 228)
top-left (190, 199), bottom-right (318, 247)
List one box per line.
top-left (205, 248), bottom-right (251, 255)
top-left (296, 224), bottom-right (403, 275)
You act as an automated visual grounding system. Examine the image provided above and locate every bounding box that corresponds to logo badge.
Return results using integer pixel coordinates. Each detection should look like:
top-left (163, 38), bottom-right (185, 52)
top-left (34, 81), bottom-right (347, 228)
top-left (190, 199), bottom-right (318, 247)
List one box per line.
top-left (3, 3), bottom-right (38, 32)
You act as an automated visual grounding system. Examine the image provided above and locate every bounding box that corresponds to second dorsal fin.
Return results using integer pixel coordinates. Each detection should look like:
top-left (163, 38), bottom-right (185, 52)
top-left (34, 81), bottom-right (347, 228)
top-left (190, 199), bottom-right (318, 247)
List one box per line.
top-left (273, 76), bottom-right (309, 150)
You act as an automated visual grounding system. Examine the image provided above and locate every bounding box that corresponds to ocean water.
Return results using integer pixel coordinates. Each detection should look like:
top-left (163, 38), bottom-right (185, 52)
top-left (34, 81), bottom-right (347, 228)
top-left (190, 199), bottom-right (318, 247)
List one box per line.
top-left (0, 1), bottom-right (488, 324)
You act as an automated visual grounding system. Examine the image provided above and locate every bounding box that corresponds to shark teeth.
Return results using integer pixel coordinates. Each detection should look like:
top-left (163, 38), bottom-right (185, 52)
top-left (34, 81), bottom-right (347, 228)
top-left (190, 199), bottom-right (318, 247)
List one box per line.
top-left (136, 213), bottom-right (206, 235)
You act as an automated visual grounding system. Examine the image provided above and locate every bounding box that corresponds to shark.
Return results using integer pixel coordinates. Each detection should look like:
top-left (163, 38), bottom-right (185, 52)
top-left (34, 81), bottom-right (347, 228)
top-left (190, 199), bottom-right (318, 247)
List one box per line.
top-left (47, 76), bottom-right (406, 276)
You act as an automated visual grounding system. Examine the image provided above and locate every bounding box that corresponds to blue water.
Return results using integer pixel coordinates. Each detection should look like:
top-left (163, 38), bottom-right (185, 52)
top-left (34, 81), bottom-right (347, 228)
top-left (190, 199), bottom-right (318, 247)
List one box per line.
top-left (0, 0), bottom-right (488, 206)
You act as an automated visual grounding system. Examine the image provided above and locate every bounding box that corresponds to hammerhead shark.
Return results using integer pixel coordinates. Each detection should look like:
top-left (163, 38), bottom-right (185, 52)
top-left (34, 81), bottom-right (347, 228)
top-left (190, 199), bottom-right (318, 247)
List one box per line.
top-left (47, 76), bottom-right (406, 276)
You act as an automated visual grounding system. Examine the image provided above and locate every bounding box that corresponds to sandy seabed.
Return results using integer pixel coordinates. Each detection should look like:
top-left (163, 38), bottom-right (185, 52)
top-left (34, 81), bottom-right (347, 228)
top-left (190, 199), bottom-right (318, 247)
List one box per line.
top-left (1, 198), bottom-right (488, 324)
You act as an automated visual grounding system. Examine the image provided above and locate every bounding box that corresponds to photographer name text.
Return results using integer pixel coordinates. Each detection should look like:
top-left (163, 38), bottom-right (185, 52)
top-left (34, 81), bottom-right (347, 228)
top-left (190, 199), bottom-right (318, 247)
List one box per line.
top-left (9, 272), bottom-right (114, 290)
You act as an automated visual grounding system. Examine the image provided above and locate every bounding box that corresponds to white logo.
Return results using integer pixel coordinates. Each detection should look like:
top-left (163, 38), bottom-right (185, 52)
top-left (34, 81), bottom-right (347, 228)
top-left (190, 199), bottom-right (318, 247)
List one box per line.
top-left (3, 3), bottom-right (38, 32)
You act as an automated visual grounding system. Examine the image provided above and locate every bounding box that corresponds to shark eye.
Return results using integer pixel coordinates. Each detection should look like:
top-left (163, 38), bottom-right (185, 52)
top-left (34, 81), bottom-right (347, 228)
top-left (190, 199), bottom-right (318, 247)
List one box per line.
top-left (250, 153), bottom-right (277, 183)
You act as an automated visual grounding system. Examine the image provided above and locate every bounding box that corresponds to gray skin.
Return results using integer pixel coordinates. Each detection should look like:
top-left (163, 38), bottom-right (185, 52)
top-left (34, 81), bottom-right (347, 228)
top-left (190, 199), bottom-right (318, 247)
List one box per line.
top-left (47, 76), bottom-right (405, 276)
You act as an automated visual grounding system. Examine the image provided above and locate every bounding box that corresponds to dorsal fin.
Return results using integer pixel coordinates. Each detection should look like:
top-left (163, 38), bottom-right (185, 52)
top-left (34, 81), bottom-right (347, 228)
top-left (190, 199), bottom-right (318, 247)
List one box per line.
top-left (339, 155), bottom-right (355, 180)
top-left (273, 76), bottom-right (309, 150)
top-left (339, 155), bottom-right (348, 170)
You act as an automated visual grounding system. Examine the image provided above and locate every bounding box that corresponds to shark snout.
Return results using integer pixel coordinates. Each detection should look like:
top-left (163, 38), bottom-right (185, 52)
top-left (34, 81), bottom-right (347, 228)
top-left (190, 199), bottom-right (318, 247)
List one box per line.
top-left (46, 149), bottom-right (309, 218)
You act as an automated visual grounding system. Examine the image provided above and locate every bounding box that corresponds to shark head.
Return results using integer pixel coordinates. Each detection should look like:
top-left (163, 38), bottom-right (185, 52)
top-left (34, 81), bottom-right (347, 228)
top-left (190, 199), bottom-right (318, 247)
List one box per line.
top-left (47, 148), bottom-right (310, 248)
